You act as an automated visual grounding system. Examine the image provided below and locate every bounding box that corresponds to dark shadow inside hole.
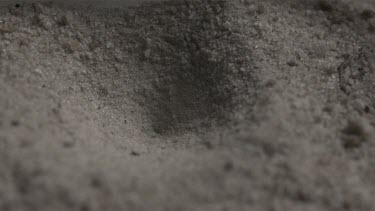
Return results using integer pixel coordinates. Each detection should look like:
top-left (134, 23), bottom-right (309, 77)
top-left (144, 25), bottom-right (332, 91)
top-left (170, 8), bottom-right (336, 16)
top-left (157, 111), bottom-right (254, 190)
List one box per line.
top-left (134, 0), bottom-right (255, 135)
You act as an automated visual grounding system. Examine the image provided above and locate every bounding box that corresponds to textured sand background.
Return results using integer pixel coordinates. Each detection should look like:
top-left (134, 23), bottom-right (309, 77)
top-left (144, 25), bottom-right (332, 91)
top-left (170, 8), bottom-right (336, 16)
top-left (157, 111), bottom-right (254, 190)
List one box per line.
top-left (0, 0), bottom-right (163, 7)
top-left (0, 0), bottom-right (375, 211)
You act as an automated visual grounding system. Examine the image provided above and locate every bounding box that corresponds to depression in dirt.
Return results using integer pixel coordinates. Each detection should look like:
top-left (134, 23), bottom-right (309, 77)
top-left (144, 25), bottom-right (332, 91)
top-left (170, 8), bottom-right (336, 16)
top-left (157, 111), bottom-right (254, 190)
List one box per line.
top-left (0, 0), bottom-right (375, 211)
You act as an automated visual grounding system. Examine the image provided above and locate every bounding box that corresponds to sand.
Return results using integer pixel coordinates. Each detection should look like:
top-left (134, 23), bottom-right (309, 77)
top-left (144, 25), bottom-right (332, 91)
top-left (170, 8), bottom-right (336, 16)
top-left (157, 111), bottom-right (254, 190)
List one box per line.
top-left (0, 0), bottom-right (375, 210)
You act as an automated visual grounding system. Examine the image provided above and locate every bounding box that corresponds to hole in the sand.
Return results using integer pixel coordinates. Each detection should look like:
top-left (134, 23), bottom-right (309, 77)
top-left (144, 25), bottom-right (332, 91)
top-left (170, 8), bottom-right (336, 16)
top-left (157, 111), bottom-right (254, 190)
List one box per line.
top-left (129, 1), bottom-right (255, 135)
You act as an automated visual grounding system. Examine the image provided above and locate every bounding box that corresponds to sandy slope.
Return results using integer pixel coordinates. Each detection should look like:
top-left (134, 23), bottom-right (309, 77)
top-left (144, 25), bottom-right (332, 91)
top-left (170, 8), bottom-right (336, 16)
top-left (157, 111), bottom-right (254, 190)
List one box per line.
top-left (0, 0), bottom-right (375, 210)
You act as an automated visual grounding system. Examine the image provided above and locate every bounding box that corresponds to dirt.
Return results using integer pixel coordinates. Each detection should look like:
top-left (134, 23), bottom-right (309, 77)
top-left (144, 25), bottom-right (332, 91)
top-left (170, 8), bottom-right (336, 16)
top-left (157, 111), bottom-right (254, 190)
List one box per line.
top-left (0, 0), bottom-right (374, 210)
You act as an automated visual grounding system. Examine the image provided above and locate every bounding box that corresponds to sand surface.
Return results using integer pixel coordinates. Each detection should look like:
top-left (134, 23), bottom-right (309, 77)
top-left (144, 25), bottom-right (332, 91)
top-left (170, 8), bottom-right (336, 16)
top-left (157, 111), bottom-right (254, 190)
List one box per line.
top-left (0, 0), bottom-right (375, 210)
